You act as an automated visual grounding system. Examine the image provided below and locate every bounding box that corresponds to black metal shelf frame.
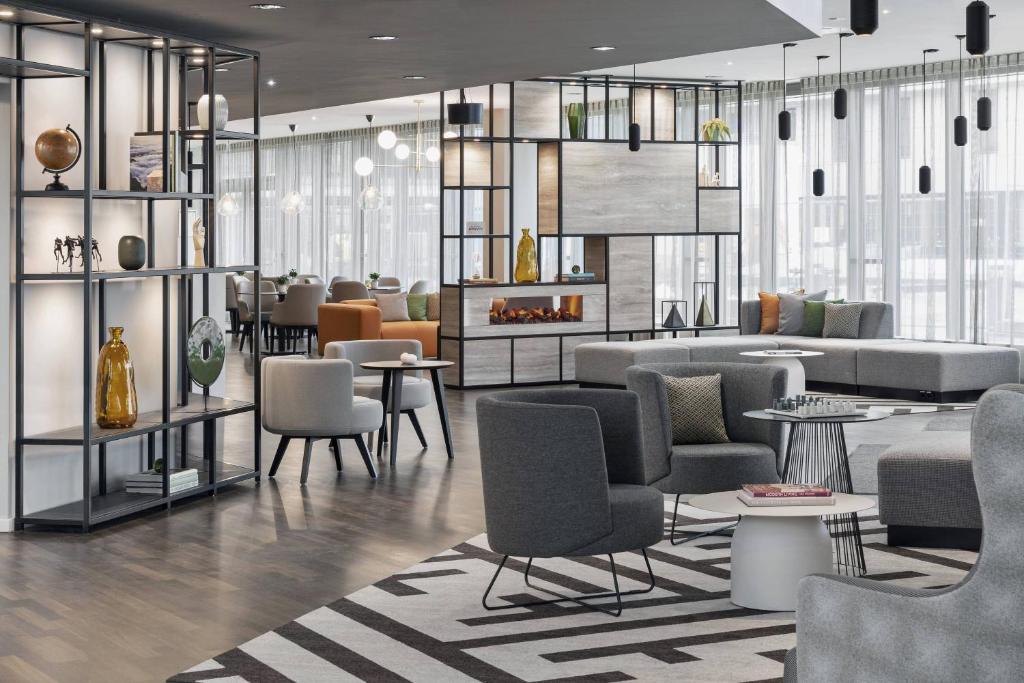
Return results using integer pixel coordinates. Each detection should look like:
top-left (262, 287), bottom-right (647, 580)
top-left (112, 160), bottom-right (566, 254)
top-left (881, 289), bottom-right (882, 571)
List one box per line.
top-left (11, 2), bottom-right (262, 532)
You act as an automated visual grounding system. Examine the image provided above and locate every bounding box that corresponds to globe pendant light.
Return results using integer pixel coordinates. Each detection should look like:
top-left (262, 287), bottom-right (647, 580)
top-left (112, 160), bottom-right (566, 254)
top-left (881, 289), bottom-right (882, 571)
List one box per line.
top-left (850, 0), bottom-right (878, 35)
top-left (834, 33), bottom-right (852, 120)
top-left (778, 42), bottom-right (796, 140)
top-left (966, 1), bottom-right (989, 56)
top-left (919, 49), bottom-right (938, 194)
top-left (813, 55), bottom-right (829, 197)
top-left (628, 64), bottom-right (641, 151)
top-left (281, 124), bottom-right (306, 215)
top-left (954, 35), bottom-right (968, 147)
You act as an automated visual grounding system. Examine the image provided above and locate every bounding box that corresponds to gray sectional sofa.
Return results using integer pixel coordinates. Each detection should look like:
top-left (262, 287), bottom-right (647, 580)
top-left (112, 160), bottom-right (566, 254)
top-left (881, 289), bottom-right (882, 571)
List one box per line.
top-left (575, 300), bottom-right (1021, 401)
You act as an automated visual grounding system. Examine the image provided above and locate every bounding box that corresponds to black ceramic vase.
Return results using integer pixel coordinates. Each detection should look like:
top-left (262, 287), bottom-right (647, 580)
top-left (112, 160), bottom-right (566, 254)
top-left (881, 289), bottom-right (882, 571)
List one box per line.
top-left (117, 235), bottom-right (145, 270)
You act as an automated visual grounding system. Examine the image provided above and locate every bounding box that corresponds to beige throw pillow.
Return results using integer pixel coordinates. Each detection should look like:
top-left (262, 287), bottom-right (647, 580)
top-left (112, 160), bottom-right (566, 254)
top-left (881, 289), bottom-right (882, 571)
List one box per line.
top-left (663, 374), bottom-right (730, 445)
top-left (426, 292), bottom-right (441, 321)
top-left (375, 292), bottom-right (410, 322)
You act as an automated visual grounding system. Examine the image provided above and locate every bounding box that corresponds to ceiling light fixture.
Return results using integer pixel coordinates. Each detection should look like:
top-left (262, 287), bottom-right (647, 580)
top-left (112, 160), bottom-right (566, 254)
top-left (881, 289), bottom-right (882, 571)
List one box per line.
top-left (813, 54), bottom-right (829, 197)
top-left (151, 39), bottom-right (164, 47)
top-left (369, 35), bottom-right (397, 41)
top-left (834, 32), bottom-right (852, 119)
top-left (448, 89), bottom-right (483, 126)
top-left (778, 42), bottom-right (796, 140)
top-left (919, 48), bottom-right (938, 194)
top-left (190, 57), bottom-right (205, 64)
top-left (190, 47), bottom-right (204, 54)
top-left (628, 64), bottom-right (641, 152)
top-left (215, 67), bottom-right (229, 72)
top-left (377, 129), bottom-right (398, 149)
top-left (954, 34), bottom-right (967, 146)
top-left (250, 3), bottom-right (285, 9)
top-left (850, 0), bottom-right (878, 35)
top-left (966, 1), bottom-right (990, 56)
top-left (591, 45), bottom-right (615, 51)
top-left (354, 156), bottom-right (374, 177)
top-left (882, 8), bottom-right (891, 14)
top-left (0, 10), bottom-right (14, 18)
top-left (281, 123), bottom-right (306, 215)
top-left (91, 27), bottom-right (104, 35)
top-left (977, 16), bottom-right (993, 131)
top-left (266, 79), bottom-right (276, 87)
top-left (403, 75), bottom-right (425, 80)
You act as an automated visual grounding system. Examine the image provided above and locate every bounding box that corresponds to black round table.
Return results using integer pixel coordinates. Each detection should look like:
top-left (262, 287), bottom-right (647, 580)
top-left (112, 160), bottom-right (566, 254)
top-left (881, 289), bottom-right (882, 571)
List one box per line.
top-left (744, 408), bottom-right (890, 577)
top-left (359, 360), bottom-right (455, 467)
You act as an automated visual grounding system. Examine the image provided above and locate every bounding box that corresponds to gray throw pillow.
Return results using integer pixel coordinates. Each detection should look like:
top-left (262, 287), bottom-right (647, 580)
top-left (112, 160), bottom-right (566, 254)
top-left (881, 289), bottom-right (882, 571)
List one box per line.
top-left (777, 289), bottom-right (827, 335)
top-left (822, 302), bottom-right (863, 339)
top-left (375, 292), bottom-right (410, 322)
top-left (663, 374), bottom-right (730, 445)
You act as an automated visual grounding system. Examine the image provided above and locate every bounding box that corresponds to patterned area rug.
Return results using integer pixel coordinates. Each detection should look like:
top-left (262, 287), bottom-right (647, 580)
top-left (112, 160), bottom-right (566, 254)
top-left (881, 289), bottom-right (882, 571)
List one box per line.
top-left (172, 499), bottom-right (975, 683)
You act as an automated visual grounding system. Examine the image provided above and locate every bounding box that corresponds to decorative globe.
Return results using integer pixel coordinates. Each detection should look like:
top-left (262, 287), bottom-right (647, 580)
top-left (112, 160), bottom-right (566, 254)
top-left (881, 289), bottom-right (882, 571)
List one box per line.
top-left (35, 126), bottom-right (80, 172)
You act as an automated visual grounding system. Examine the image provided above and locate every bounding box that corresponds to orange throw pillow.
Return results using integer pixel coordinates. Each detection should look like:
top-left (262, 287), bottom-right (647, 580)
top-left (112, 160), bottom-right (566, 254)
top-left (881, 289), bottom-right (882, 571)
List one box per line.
top-left (758, 291), bottom-right (781, 334)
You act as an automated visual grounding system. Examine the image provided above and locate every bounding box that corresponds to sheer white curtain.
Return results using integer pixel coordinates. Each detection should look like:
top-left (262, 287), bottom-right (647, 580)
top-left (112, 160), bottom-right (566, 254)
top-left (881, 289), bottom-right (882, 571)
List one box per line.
top-left (744, 53), bottom-right (1024, 344)
top-left (217, 122), bottom-right (440, 287)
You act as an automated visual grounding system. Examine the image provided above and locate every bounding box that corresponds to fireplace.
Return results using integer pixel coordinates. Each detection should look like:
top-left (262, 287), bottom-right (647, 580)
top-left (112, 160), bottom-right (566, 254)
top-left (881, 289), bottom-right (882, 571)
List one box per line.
top-left (489, 295), bottom-right (583, 325)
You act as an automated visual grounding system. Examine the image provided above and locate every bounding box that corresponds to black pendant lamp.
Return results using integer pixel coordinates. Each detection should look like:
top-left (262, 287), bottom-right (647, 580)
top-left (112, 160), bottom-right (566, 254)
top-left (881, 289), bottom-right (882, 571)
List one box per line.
top-left (977, 56), bottom-right (992, 130)
top-left (966, 1), bottom-right (989, 56)
top-left (850, 0), bottom-right (878, 35)
top-left (954, 35), bottom-right (968, 147)
top-left (447, 100), bottom-right (483, 126)
top-left (813, 55), bottom-right (829, 197)
top-left (834, 33), bottom-right (852, 120)
top-left (628, 64), bottom-right (641, 151)
top-left (778, 42), bottom-right (796, 140)
top-left (919, 48), bottom-right (938, 194)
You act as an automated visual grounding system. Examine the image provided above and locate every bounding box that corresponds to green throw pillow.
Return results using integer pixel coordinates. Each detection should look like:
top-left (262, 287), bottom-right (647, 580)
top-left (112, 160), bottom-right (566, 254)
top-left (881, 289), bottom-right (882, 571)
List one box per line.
top-left (407, 293), bottom-right (428, 321)
top-left (800, 299), bottom-right (845, 337)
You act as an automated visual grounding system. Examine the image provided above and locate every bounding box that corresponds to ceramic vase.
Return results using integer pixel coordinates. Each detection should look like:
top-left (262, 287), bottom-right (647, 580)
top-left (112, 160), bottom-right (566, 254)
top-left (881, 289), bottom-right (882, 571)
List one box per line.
top-left (514, 228), bottom-right (539, 283)
top-left (117, 235), bottom-right (146, 270)
top-left (197, 94), bottom-right (229, 130)
top-left (95, 326), bottom-right (138, 428)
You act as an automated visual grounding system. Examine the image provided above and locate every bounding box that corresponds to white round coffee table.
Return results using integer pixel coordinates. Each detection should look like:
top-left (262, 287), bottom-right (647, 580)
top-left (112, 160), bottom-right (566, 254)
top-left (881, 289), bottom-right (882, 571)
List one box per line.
top-left (688, 491), bottom-right (875, 611)
top-left (739, 350), bottom-right (824, 396)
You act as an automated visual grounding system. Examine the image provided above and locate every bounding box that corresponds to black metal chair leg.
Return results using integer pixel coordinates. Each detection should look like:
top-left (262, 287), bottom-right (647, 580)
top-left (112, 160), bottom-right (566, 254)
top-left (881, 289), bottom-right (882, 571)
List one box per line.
top-left (406, 410), bottom-right (428, 448)
top-left (268, 436), bottom-right (291, 477)
top-left (354, 434), bottom-right (377, 478)
top-left (330, 437), bottom-right (342, 471)
top-left (299, 438), bottom-right (313, 485)
top-left (669, 493), bottom-right (737, 545)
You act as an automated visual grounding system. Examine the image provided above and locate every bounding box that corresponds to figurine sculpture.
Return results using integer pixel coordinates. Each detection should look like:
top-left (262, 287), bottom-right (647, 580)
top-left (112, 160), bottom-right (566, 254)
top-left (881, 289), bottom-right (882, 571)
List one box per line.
top-left (53, 234), bottom-right (102, 272)
top-left (192, 217), bottom-right (206, 268)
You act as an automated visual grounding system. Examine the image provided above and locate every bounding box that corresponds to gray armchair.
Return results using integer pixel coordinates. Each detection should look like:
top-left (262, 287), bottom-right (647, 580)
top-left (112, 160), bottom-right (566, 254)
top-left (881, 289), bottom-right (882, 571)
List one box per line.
top-left (476, 388), bottom-right (663, 616)
top-left (626, 362), bottom-right (787, 543)
top-left (783, 384), bottom-right (1024, 682)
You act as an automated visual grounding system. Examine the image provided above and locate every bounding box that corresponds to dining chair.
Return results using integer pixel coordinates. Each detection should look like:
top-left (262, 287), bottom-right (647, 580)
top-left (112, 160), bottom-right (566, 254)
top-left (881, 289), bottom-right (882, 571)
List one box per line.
top-left (376, 276), bottom-right (401, 288)
top-left (236, 279), bottom-right (277, 353)
top-left (331, 280), bottom-right (371, 303)
top-left (408, 279), bottom-right (431, 294)
top-left (269, 283), bottom-right (326, 354)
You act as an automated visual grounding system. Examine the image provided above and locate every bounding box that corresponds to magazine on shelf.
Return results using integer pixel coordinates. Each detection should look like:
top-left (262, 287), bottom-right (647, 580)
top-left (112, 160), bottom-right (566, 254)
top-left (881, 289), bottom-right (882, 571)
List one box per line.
top-left (742, 483), bottom-right (832, 498)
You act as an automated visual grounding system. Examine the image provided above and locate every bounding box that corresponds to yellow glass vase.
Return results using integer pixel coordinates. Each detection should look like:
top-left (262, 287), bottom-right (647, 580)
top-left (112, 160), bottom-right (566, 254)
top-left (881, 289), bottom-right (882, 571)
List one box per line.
top-left (95, 326), bottom-right (138, 428)
top-left (514, 228), bottom-right (539, 283)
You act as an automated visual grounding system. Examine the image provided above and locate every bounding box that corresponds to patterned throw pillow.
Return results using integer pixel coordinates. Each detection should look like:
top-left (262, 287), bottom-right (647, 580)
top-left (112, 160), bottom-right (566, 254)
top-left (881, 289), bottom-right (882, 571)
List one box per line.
top-left (406, 293), bottom-right (428, 321)
top-left (822, 302), bottom-right (863, 339)
top-left (777, 290), bottom-right (827, 335)
top-left (663, 374), bottom-right (730, 445)
top-left (375, 292), bottom-right (410, 322)
top-left (800, 298), bottom-right (845, 337)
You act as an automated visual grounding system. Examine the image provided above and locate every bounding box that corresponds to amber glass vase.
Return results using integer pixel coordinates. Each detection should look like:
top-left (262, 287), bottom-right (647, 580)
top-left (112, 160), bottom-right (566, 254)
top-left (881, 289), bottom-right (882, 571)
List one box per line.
top-left (514, 228), bottom-right (539, 283)
top-left (95, 326), bottom-right (138, 428)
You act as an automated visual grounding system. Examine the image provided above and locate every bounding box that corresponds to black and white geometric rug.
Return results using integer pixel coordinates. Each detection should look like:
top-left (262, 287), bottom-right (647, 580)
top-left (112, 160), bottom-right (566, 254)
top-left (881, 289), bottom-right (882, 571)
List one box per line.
top-left (171, 499), bottom-right (974, 683)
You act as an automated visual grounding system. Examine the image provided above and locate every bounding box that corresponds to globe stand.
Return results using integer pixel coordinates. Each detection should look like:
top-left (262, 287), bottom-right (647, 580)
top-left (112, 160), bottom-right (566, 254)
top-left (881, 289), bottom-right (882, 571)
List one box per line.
top-left (45, 173), bottom-right (69, 192)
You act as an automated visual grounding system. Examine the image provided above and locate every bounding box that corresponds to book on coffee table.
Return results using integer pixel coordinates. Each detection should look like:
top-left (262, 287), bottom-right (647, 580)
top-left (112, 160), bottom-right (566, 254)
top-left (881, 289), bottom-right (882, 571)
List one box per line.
top-left (738, 490), bottom-right (835, 506)
top-left (742, 483), bottom-right (832, 498)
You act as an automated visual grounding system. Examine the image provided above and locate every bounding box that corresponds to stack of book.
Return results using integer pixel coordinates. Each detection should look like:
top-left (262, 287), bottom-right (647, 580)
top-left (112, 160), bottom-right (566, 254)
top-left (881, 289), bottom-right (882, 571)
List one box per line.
top-left (125, 468), bottom-right (199, 495)
top-left (558, 271), bottom-right (597, 283)
top-left (738, 483), bottom-right (834, 507)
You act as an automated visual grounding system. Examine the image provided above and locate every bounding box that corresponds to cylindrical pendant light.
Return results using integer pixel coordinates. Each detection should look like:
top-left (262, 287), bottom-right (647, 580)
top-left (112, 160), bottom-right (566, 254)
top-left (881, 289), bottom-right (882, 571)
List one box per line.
top-left (813, 55), bottom-right (829, 197)
top-left (919, 48), bottom-right (938, 194)
top-left (954, 35), bottom-right (968, 147)
top-left (447, 102), bottom-right (483, 125)
top-left (834, 33), bottom-right (851, 120)
top-left (850, 0), bottom-right (878, 35)
top-left (628, 64), bottom-right (641, 151)
top-left (778, 42), bottom-right (796, 140)
top-left (966, 1), bottom-right (990, 56)
top-left (977, 15), bottom-right (994, 130)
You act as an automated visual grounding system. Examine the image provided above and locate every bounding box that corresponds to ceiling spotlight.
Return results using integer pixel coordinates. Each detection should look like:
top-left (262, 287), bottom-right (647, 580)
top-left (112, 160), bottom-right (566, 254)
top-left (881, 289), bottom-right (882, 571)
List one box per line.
top-left (882, 9), bottom-right (891, 14)
top-left (151, 39), bottom-right (164, 47)
top-left (591, 45), bottom-right (615, 51)
top-left (311, 115), bottom-right (317, 121)
top-left (726, 61), bottom-right (733, 65)
top-left (190, 57), bottom-right (205, 64)
top-left (91, 27), bottom-right (104, 35)
top-left (191, 47), bottom-right (205, 54)
top-left (403, 75), bottom-right (425, 80)
top-left (250, 3), bottom-right (285, 8)
top-left (215, 67), bottom-right (229, 72)
top-left (0, 10), bottom-right (14, 18)
top-left (266, 79), bottom-right (276, 87)
top-left (369, 35), bottom-right (397, 41)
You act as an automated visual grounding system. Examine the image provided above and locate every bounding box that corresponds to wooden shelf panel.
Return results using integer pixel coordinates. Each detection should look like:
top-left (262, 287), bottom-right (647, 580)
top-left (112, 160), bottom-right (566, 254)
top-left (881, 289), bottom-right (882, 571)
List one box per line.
top-left (20, 265), bottom-right (258, 282)
top-left (0, 56), bottom-right (87, 79)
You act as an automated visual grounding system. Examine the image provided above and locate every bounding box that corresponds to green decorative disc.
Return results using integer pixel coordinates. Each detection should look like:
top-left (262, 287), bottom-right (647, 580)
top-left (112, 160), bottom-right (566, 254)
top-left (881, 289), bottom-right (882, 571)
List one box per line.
top-left (186, 316), bottom-right (225, 388)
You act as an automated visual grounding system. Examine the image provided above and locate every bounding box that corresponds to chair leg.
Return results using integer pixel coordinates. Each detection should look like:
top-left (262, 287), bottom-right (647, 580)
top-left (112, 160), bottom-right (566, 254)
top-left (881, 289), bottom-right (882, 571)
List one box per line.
top-left (331, 437), bottom-right (342, 471)
top-left (268, 436), bottom-right (290, 477)
top-left (307, 327), bottom-right (313, 355)
top-left (354, 434), bottom-right (377, 478)
top-left (669, 493), bottom-right (737, 545)
top-left (482, 549), bottom-right (655, 617)
top-left (405, 410), bottom-right (428, 448)
top-left (299, 438), bottom-right (313, 485)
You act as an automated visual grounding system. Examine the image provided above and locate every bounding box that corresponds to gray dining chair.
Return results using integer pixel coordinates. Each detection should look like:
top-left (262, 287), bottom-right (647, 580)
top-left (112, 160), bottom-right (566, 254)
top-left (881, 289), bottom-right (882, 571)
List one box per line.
top-left (269, 283), bottom-right (326, 354)
top-left (298, 274), bottom-right (323, 285)
top-left (408, 279), bottom-right (431, 294)
top-left (783, 384), bottom-right (1024, 682)
top-left (225, 275), bottom-right (241, 334)
top-left (331, 280), bottom-right (371, 303)
top-left (626, 362), bottom-right (787, 544)
top-left (376, 276), bottom-right (401, 288)
top-left (476, 388), bottom-right (663, 616)
top-left (236, 279), bottom-right (277, 353)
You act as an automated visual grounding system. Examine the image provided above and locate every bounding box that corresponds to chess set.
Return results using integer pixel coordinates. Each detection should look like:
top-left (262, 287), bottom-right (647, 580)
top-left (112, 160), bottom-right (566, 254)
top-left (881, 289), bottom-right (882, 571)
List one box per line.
top-left (765, 395), bottom-right (867, 419)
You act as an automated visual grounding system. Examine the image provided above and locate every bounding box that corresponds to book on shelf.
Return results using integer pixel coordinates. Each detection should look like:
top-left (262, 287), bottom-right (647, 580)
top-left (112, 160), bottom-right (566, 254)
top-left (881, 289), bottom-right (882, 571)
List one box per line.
top-left (460, 277), bottom-right (499, 285)
top-left (741, 483), bottom-right (832, 498)
top-left (125, 468), bottom-right (198, 485)
top-left (127, 481), bottom-right (200, 495)
top-left (558, 273), bottom-right (597, 282)
top-left (738, 491), bottom-right (835, 507)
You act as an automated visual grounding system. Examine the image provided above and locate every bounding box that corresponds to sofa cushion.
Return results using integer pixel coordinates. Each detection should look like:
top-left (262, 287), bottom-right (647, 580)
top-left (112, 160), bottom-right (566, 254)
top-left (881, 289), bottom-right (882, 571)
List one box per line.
top-left (375, 292), bottom-right (410, 322)
top-left (650, 442), bottom-right (779, 494)
top-left (380, 320), bottom-right (439, 358)
top-left (800, 298), bottom-right (845, 337)
top-left (670, 335), bottom-right (782, 362)
top-left (758, 291), bottom-right (781, 334)
top-left (822, 302), bottom-right (862, 339)
top-left (406, 293), bottom-right (428, 321)
top-left (779, 337), bottom-right (910, 385)
top-left (568, 484), bottom-right (664, 556)
top-left (574, 340), bottom-right (690, 386)
top-left (778, 290), bottom-right (826, 335)
top-left (664, 374), bottom-right (730, 445)
top-left (353, 374), bottom-right (432, 409)
top-left (857, 342), bottom-right (1021, 393)
top-left (426, 292), bottom-right (440, 321)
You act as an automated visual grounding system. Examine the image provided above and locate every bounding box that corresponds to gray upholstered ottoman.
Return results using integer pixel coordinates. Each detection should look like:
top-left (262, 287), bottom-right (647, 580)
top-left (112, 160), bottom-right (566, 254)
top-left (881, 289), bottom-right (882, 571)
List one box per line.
top-left (877, 432), bottom-right (980, 550)
top-left (574, 340), bottom-right (690, 387)
top-left (857, 341), bottom-right (1021, 401)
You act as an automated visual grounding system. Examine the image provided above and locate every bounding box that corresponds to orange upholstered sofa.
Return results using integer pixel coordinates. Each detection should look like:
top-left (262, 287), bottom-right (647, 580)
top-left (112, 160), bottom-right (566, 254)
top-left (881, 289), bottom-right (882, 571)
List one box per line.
top-left (317, 299), bottom-right (439, 357)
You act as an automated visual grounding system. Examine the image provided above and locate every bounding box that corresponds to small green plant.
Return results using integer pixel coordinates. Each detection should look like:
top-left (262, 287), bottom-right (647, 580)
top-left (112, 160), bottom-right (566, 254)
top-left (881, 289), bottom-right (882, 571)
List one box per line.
top-left (288, 268), bottom-right (298, 279)
top-left (566, 102), bottom-right (585, 139)
top-left (275, 275), bottom-right (288, 286)
top-left (700, 117), bottom-right (732, 142)
top-left (369, 271), bottom-right (381, 281)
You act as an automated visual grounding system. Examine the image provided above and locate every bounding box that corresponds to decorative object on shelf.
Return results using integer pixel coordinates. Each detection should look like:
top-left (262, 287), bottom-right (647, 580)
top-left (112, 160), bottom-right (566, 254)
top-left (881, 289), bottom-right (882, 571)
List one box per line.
top-left (281, 124), bottom-right (306, 215)
top-left (661, 300), bottom-right (688, 329)
top-left (699, 117), bottom-right (731, 142)
top-left (359, 183), bottom-right (382, 211)
top-left (117, 235), bottom-right (146, 271)
top-left (693, 281), bottom-right (717, 327)
top-left (514, 228), bottom-right (539, 282)
top-left (812, 55), bottom-right (829, 197)
top-left (447, 99), bottom-right (483, 126)
top-left (216, 192), bottom-right (241, 217)
top-left (834, 33), bottom-right (852, 120)
top-left (288, 268), bottom-right (298, 281)
top-left (571, 264), bottom-right (581, 274)
top-left (35, 124), bottom-right (80, 191)
top-left (919, 48), bottom-right (939, 194)
top-left (954, 35), bottom-right (968, 147)
top-left (399, 352), bottom-right (418, 364)
top-left (566, 102), bottom-right (585, 140)
top-left (192, 217), bottom-right (206, 267)
top-left (699, 164), bottom-right (711, 187)
top-left (966, 1), bottom-right (989, 56)
top-left (369, 271), bottom-right (381, 289)
top-left (711, 171), bottom-right (721, 187)
top-left (129, 133), bottom-right (179, 192)
top-left (55, 235), bottom-right (101, 272)
top-left (52, 237), bottom-right (63, 270)
top-left (628, 64), bottom-right (641, 152)
top-left (197, 93), bottom-right (229, 130)
top-left (850, 0), bottom-right (878, 35)
top-left (779, 43), bottom-right (796, 140)
top-left (186, 316), bottom-right (226, 390)
top-left (61, 234), bottom-right (77, 271)
top-left (95, 326), bottom-right (138, 429)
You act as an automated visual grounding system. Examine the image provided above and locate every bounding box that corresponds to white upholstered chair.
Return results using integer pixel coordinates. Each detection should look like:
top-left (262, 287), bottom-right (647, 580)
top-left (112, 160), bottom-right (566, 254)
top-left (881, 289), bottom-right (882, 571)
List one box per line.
top-left (262, 357), bottom-right (382, 482)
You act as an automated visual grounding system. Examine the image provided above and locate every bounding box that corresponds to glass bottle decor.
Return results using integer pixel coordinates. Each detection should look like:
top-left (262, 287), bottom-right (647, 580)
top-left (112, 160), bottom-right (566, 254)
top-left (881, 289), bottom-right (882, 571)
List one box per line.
top-left (95, 326), bottom-right (138, 428)
top-left (514, 228), bottom-right (539, 283)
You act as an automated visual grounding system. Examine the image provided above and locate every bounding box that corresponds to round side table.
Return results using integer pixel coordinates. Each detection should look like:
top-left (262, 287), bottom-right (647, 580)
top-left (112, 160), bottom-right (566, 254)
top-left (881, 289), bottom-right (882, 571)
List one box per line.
top-left (689, 491), bottom-right (875, 611)
top-left (739, 350), bottom-right (823, 397)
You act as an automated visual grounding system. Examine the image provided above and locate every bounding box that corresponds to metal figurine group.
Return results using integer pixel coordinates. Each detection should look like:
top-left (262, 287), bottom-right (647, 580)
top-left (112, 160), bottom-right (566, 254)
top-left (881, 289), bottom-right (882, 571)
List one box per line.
top-left (53, 235), bottom-right (102, 272)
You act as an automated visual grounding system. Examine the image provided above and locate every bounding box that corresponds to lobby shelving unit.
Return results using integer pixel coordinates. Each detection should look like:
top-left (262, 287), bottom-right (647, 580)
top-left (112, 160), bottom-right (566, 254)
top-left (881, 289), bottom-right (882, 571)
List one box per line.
top-left (10, 3), bottom-right (261, 530)
top-left (439, 75), bottom-right (742, 388)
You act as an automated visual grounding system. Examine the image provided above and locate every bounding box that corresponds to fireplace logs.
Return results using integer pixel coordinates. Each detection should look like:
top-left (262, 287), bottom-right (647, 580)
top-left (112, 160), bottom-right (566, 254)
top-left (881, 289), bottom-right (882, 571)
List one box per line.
top-left (490, 305), bottom-right (582, 325)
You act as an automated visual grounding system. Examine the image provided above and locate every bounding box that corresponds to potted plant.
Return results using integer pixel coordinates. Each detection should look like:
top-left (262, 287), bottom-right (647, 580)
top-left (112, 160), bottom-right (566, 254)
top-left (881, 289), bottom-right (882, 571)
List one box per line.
top-left (368, 271), bottom-right (381, 289)
top-left (275, 274), bottom-right (289, 294)
top-left (288, 268), bottom-right (298, 282)
top-left (700, 117), bottom-right (731, 142)
top-left (566, 102), bottom-right (585, 140)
